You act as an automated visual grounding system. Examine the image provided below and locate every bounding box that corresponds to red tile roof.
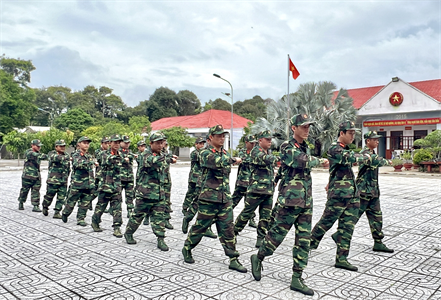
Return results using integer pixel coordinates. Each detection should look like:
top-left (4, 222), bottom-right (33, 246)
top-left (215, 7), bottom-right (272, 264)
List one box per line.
top-left (334, 79), bottom-right (441, 109)
top-left (151, 109), bottom-right (253, 131)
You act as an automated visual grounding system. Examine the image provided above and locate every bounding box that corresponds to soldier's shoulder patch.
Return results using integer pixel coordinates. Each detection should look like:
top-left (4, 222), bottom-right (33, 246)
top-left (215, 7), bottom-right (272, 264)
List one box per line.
top-left (339, 142), bottom-right (345, 147)
top-left (294, 143), bottom-right (300, 148)
top-left (80, 152), bottom-right (84, 156)
top-left (153, 153), bottom-right (157, 156)
top-left (223, 149), bottom-right (227, 154)
top-left (211, 148), bottom-right (216, 153)
top-left (259, 148), bottom-right (262, 151)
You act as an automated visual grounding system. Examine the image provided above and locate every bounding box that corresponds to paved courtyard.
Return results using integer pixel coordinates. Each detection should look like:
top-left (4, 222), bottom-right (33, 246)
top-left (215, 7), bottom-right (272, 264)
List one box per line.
top-left (1, 165), bottom-right (441, 300)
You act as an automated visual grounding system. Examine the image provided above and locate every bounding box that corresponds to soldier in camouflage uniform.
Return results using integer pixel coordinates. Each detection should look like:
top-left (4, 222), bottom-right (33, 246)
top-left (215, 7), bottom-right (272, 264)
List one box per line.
top-left (251, 114), bottom-right (329, 296)
top-left (61, 136), bottom-right (96, 226)
top-left (355, 131), bottom-right (393, 253)
top-left (310, 121), bottom-right (372, 272)
top-left (124, 132), bottom-right (177, 251)
top-left (182, 125), bottom-right (247, 273)
top-left (135, 140), bottom-right (151, 226)
top-left (232, 135), bottom-right (258, 228)
top-left (18, 139), bottom-right (48, 212)
top-left (161, 140), bottom-right (174, 230)
top-left (234, 130), bottom-right (279, 248)
top-left (91, 134), bottom-right (125, 237)
top-left (120, 135), bottom-right (137, 218)
top-left (42, 140), bottom-right (71, 218)
top-left (92, 136), bottom-right (110, 211)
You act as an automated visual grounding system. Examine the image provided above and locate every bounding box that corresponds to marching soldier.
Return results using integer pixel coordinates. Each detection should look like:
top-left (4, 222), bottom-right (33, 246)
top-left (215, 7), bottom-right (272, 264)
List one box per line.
top-left (18, 139), bottom-right (48, 212)
top-left (182, 125), bottom-right (247, 273)
top-left (234, 130), bottom-right (279, 248)
top-left (92, 136), bottom-right (110, 211)
top-left (120, 135), bottom-right (136, 217)
top-left (162, 140), bottom-right (174, 230)
top-left (250, 114), bottom-right (328, 296)
top-left (62, 136), bottom-right (96, 226)
top-left (91, 134), bottom-right (125, 237)
top-left (124, 132), bottom-right (177, 251)
top-left (231, 135), bottom-right (258, 228)
top-left (135, 140), bottom-right (151, 226)
top-left (310, 121), bottom-right (371, 272)
top-left (42, 140), bottom-right (71, 219)
top-left (355, 131), bottom-right (393, 253)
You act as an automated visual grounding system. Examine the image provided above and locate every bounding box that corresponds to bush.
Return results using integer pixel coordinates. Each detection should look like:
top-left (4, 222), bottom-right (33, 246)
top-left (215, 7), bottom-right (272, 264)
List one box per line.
top-left (391, 158), bottom-right (404, 166)
top-left (413, 149), bottom-right (433, 165)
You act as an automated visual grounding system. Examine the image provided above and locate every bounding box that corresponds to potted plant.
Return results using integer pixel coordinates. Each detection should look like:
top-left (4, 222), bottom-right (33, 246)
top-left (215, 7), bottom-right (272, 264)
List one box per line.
top-left (401, 151), bottom-right (413, 171)
top-left (413, 148), bottom-right (434, 171)
top-left (391, 158), bottom-right (404, 172)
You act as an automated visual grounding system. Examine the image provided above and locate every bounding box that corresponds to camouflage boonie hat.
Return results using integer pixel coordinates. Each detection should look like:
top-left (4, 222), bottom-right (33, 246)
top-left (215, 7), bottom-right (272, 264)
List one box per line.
top-left (209, 124), bottom-right (228, 136)
top-left (137, 140), bottom-right (146, 146)
top-left (122, 135), bottom-right (131, 143)
top-left (195, 137), bottom-right (206, 143)
top-left (31, 139), bottom-right (43, 146)
top-left (55, 140), bottom-right (66, 146)
top-left (78, 136), bottom-right (92, 143)
top-left (101, 136), bottom-right (110, 143)
top-left (150, 132), bottom-right (165, 142)
top-left (290, 114), bottom-right (316, 126)
top-left (110, 134), bottom-right (123, 142)
top-left (339, 121), bottom-right (358, 131)
top-left (244, 135), bottom-right (257, 143)
top-left (257, 130), bottom-right (272, 139)
top-left (364, 131), bottom-right (382, 139)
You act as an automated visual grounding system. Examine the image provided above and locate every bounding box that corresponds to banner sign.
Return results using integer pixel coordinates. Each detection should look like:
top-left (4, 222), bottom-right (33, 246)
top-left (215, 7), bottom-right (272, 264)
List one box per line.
top-left (363, 118), bottom-right (441, 127)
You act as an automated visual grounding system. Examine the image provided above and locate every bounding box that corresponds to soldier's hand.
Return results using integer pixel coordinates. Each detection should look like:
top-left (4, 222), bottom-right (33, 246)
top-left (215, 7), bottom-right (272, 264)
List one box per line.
top-left (234, 157), bottom-right (242, 164)
top-left (95, 162), bottom-right (99, 166)
top-left (171, 158), bottom-right (177, 164)
top-left (172, 155), bottom-right (178, 159)
top-left (320, 158), bottom-right (329, 168)
top-left (325, 183), bottom-right (329, 192)
top-left (134, 154), bottom-right (138, 158)
top-left (124, 157), bottom-right (130, 162)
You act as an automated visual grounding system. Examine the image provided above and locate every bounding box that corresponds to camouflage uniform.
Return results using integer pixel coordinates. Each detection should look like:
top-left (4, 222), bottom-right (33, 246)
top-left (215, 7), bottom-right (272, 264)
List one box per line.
top-left (162, 147), bottom-right (173, 223)
top-left (42, 141), bottom-right (71, 213)
top-left (183, 138), bottom-right (205, 215)
top-left (92, 135), bottom-right (124, 232)
top-left (91, 137), bottom-right (110, 209)
top-left (234, 131), bottom-right (279, 244)
top-left (355, 132), bottom-right (392, 249)
top-left (310, 122), bottom-right (371, 264)
top-left (62, 136), bottom-right (96, 223)
top-left (120, 137), bottom-right (136, 212)
top-left (18, 139), bottom-right (48, 209)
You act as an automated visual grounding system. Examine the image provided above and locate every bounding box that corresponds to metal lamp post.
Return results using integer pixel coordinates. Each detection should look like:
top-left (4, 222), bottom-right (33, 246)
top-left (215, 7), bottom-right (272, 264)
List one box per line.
top-left (213, 73), bottom-right (234, 153)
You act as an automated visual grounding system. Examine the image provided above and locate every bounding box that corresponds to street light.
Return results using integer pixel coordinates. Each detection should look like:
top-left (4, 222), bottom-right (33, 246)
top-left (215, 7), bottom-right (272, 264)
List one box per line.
top-left (213, 73), bottom-right (234, 152)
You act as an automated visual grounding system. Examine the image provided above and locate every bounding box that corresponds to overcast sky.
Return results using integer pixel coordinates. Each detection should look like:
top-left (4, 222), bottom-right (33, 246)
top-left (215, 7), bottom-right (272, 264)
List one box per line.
top-left (1, 0), bottom-right (440, 107)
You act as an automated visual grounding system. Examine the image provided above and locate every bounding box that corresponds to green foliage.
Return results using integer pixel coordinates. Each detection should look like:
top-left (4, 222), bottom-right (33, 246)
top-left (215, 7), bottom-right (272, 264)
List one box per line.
top-left (401, 150), bottom-right (412, 163)
top-left (54, 108), bottom-right (94, 138)
top-left (2, 130), bottom-right (31, 158)
top-left (159, 126), bottom-right (195, 154)
top-left (203, 98), bottom-right (231, 111)
top-left (233, 95), bottom-right (267, 121)
top-left (176, 90), bottom-right (201, 115)
top-left (0, 55), bottom-right (36, 86)
top-left (129, 115), bottom-right (151, 134)
top-left (391, 158), bottom-right (404, 166)
top-left (413, 130), bottom-right (441, 160)
top-left (32, 128), bottom-right (74, 153)
top-left (413, 148), bottom-right (433, 165)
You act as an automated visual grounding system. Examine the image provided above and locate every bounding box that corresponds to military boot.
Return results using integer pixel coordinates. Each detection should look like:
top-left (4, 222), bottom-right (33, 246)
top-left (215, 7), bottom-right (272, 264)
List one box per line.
top-left (53, 212), bottom-right (62, 219)
top-left (77, 219), bottom-right (87, 226)
top-left (32, 205), bottom-right (42, 212)
top-left (373, 240), bottom-right (394, 253)
top-left (164, 220), bottom-right (174, 230)
top-left (113, 227), bottom-right (123, 238)
top-left (248, 218), bottom-right (257, 228)
top-left (203, 227), bottom-right (217, 239)
top-left (251, 254), bottom-right (263, 281)
top-left (229, 258), bottom-right (247, 273)
top-left (157, 238), bottom-right (169, 251)
top-left (91, 221), bottom-right (103, 232)
top-left (18, 202), bottom-right (24, 210)
top-left (124, 233), bottom-right (137, 244)
top-left (290, 273), bottom-right (314, 296)
top-left (182, 247), bottom-right (195, 263)
top-left (335, 259), bottom-right (358, 272)
top-left (143, 216), bottom-right (150, 225)
top-left (255, 237), bottom-right (264, 248)
top-left (182, 217), bottom-right (190, 234)
top-left (42, 207), bottom-right (48, 216)
top-left (88, 202), bottom-right (93, 211)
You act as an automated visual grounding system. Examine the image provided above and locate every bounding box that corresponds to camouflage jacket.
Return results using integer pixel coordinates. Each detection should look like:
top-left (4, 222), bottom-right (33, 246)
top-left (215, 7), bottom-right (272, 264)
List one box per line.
top-left (247, 145), bottom-right (279, 195)
top-left (135, 148), bottom-right (173, 200)
top-left (327, 141), bottom-right (371, 199)
top-left (22, 149), bottom-right (48, 180)
top-left (356, 147), bottom-right (390, 197)
top-left (161, 149), bottom-right (172, 185)
top-left (94, 147), bottom-right (106, 180)
top-left (188, 149), bottom-right (203, 183)
top-left (70, 151), bottom-right (96, 190)
top-left (135, 149), bottom-right (144, 186)
top-left (98, 149), bottom-right (123, 194)
top-left (120, 148), bottom-right (135, 182)
top-left (198, 144), bottom-right (235, 203)
top-left (46, 151), bottom-right (71, 185)
top-left (235, 148), bottom-right (253, 187)
top-left (277, 138), bottom-right (321, 208)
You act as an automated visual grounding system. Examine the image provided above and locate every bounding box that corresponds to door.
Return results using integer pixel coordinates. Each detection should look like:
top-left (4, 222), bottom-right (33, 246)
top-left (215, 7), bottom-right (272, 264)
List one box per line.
top-left (390, 131), bottom-right (403, 150)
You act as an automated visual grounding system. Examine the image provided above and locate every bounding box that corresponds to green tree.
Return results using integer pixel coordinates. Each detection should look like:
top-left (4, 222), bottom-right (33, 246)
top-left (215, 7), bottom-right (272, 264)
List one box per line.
top-left (54, 108), bottom-right (94, 138)
top-left (32, 128), bottom-right (74, 154)
top-left (2, 129), bottom-right (31, 162)
top-left (129, 115), bottom-right (151, 134)
top-left (0, 55), bottom-right (36, 86)
top-left (159, 126), bottom-right (195, 155)
top-left (414, 130), bottom-right (441, 160)
top-left (204, 98), bottom-right (231, 111)
top-left (32, 86), bottom-right (72, 126)
top-left (176, 90), bottom-right (201, 115)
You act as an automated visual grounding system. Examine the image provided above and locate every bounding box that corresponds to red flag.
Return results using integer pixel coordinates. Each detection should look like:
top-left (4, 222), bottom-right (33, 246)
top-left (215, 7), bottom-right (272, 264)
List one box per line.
top-left (289, 58), bottom-right (300, 80)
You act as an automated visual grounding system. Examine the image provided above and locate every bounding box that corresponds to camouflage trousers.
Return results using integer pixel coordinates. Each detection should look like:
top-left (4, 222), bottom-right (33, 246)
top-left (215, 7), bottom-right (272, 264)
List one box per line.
top-left (184, 200), bottom-right (239, 258)
top-left (92, 192), bottom-right (123, 228)
top-left (234, 193), bottom-right (273, 239)
top-left (62, 188), bottom-right (96, 221)
top-left (183, 182), bottom-right (198, 214)
top-left (121, 180), bottom-right (135, 209)
top-left (268, 202), bottom-right (280, 230)
top-left (18, 178), bottom-right (41, 206)
top-left (311, 197), bottom-right (360, 262)
top-left (355, 194), bottom-right (384, 241)
top-left (258, 204), bottom-right (313, 274)
top-left (125, 197), bottom-right (167, 238)
top-left (42, 183), bottom-right (67, 212)
top-left (231, 185), bottom-right (256, 220)
top-left (164, 183), bottom-right (172, 220)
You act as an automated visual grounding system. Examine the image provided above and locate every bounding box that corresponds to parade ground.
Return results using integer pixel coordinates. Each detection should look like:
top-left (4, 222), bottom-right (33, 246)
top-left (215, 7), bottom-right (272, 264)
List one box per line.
top-left (1, 164), bottom-right (441, 300)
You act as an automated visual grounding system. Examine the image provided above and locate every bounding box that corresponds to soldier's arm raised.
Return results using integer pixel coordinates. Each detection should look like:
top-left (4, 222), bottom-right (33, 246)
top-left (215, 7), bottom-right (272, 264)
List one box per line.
top-left (200, 150), bottom-right (232, 169)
